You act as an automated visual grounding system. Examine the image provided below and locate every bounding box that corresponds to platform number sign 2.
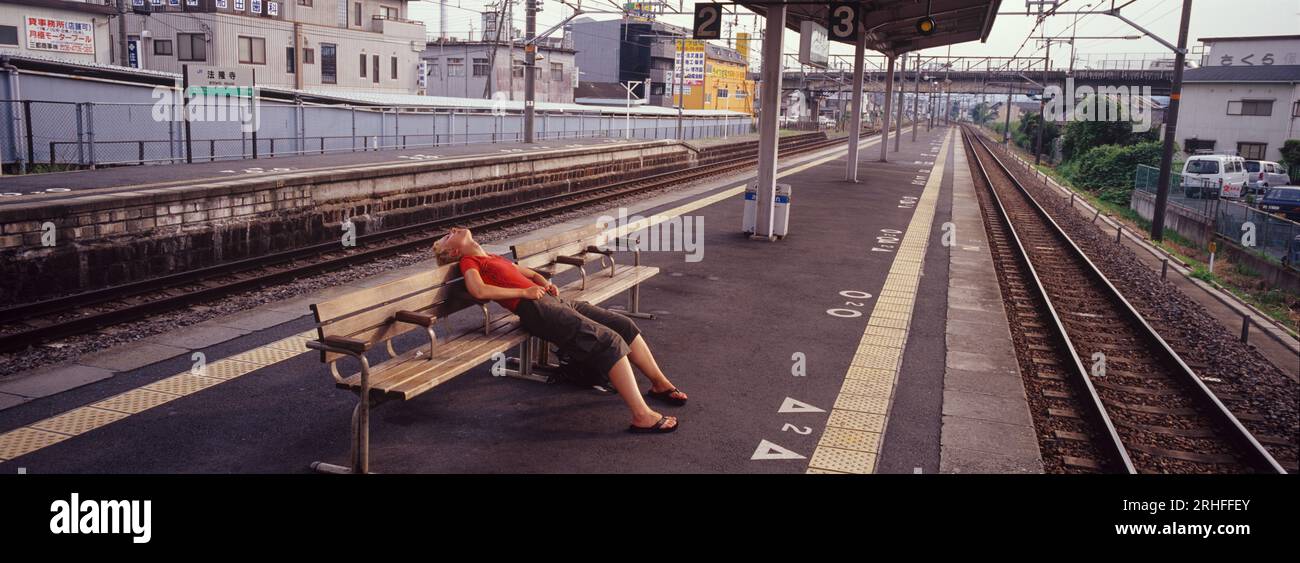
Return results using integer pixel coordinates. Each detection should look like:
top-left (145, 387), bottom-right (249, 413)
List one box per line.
top-left (828, 2), bottom-right (860, 41)
top-left (693, 4), bottom-right (722, 40)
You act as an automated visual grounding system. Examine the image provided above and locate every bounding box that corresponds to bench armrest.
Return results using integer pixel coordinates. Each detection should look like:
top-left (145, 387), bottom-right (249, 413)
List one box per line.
top-left (394, 310), bottom-right (434, 327)
top-left (315, 336), bottom-right (371, 354)
top-left (554, 255), bottom-right (586, 267)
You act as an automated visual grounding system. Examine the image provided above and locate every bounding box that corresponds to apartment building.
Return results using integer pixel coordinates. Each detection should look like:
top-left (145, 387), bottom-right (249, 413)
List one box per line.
top-left (1176, 35), bottom-right (1300, 162)
top-left (421, 38), bottom-right (575, 103)
top-left (116, 0), bottom-right (425, 93)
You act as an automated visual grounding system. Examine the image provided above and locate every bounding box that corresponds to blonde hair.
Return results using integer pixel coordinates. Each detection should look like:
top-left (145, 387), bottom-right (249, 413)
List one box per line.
top-left (433, 237), bottom-right (459, 266)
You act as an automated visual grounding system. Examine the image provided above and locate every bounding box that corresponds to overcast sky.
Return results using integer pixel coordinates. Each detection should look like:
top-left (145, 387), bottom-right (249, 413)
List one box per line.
top-left (410, 0), bottom-right (1300, 68)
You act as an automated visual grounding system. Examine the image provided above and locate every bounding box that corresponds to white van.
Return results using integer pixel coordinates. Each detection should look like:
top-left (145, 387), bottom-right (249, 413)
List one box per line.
top-left (1182, 155), bottom-right (1248, 199)
top-left (1245, 160), bottom-right (1291, 193)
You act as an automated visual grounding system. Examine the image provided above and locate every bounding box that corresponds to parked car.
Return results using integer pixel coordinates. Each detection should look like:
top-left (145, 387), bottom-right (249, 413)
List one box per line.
top-left (1245, 160), bottom-right (1290, 193)
top-left (1258, 186), bottom-right (1300, 222)
top-left (1182, 155), bottom-right (1248, 199)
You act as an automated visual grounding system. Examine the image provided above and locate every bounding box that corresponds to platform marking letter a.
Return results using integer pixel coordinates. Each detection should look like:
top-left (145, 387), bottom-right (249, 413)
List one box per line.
top-left (1241, 221), bottom-right (1255, 247)
top-left (791, 352), bottom-right (806, 377)
top-left (41, 222), bottom-right (56, 247)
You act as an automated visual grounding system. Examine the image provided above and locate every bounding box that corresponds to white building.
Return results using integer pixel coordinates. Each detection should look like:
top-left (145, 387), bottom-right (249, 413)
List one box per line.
top-left (1176, 35), bottom-right (1300, 162)
top-left (117, 0), bottom-right (426, 94)
top-left (0, 0), bottom-right (115, 64)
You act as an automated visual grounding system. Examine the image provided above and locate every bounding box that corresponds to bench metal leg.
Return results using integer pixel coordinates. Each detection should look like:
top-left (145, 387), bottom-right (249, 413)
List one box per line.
top-left (503, 337), bottom-right (550, 383)
top-left (313, 359), bottom-right (373, 475)
top-left (311, 401), bottom-right (368, 474)
top-left (625, 283), bottom-right (656, 320)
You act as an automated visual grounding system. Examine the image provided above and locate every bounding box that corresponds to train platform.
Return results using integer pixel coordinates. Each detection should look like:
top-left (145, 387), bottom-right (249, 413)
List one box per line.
top-left (0, 137), bottom-right (677, 200)
top-left (0, 124), bottom-right (1041, 474)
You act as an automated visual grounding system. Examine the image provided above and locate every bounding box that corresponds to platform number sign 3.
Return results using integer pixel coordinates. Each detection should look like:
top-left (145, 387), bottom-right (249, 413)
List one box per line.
top-left (828, 2), bottom-right (860, 41)
top-left (693, 4), bottom-right (722, 40)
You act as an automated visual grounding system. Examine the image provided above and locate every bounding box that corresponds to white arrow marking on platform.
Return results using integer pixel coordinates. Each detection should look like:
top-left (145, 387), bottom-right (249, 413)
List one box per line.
top-left (778, 397), bottom-right (826, 414)
top-left (751, 440), bottom-right (807, 460)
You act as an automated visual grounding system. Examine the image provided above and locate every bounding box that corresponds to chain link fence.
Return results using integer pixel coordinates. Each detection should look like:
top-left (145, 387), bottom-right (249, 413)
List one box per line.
top-left (1135, 164), bottom-right (1300, 270)
top-left (1, 98), bottom-right (754, 171)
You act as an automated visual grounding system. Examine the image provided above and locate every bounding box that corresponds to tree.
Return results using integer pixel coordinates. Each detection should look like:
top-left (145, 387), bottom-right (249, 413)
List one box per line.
top-left (968, 102), bottom-right (995, 124)
top-left (1280, 139), bottom-right (1300, 184)
top-left (1016, 113), bottom-right (1060, 157)
top-left (1059, 96), bottom-right (1158, 162)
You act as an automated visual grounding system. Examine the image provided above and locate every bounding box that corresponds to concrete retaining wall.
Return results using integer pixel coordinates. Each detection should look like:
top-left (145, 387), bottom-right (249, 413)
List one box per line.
top-left (0, 140), bottom-right (695, 304)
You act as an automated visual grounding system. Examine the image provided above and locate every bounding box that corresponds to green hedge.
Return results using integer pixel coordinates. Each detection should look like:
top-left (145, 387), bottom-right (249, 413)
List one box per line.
top-left (1063, 141), bottom-right (1164, 206)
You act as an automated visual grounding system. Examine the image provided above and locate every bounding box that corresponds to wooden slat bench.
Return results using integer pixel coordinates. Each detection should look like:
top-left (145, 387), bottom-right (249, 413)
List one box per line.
top-left (307, 224), bottom-right (659, 474)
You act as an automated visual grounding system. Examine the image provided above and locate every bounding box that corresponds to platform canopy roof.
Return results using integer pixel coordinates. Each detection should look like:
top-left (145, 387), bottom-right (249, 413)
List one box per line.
top-left (738, 0), bottom-right (1002, 58)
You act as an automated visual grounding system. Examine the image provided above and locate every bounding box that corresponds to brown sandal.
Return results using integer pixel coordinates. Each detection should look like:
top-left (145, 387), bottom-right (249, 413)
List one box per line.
top-left (628, 416), bottom-right (679, 434)
top-left (646, 387), bottom-right (688, 406)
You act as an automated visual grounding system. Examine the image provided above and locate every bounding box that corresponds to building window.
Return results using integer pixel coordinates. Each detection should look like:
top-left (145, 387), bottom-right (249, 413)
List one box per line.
top-left (353, 2), bottom-right (362, 26)
top-left (472, 58), bottom-right (490, 77)
top-left (550, 62), bottom-right (563, 81)
top-left (153, 39), bottom-right (174, 56)
top-left (734, 90), bottom-right (747, 99)
top-left (238, 36), bottom-right (266, 65)
top-left (391, 56), bottom-right (398, 80)
top-left (428, 59), bottom-right (440, 79)
top-left (359, 53), bottom-right (367, 77)
top-left (321, 43), bottom-right (337, 83)
top-left (1227, 99), bottom-right (1273, 116)
top-left (286, 47), bottom-right (295, 73)
top-left (0, 25), bottom-right (18, 46)
top-left (447, 57), bottom-right (465, 77)
top-left (1293, 100), bottom-right (1300, 118)
top-left (177, 33), bottom-right (206, 61)
top-left (372, 54), bottom-right (379, 83)
top-left (717, 89), bottom-right (728, 98)
top-left (1238, 142), bottom-right (1268, 160)
top-left (303, 48), bottom-right (314, 64)
top-left (297, 0), bottom-right (311, 5)
top-left (382, 6), bottom-right (399, 18)
top-left (512, 60), bottom-right (524, 78)
top-left (1185, 138), bottom-right (1215, 153)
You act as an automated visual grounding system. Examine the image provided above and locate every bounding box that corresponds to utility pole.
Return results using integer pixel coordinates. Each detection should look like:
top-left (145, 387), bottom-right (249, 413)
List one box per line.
top-left (1004, 83), bottom-right (1013, 144)
top-left (116, 0), bottom-right (129, 67)
top-left (893, 54), bottom-right (904, 152)
top-left (1035, 38), bottom-right (1050, 165)
top-left (677, 37), bottom-right (685, 139)
top-left (911, 52), bottom-right (920, 142)
top-left (1152, 0), bottom-right (1193, 242)
top-left (523, 0), bottom-right (536, 143)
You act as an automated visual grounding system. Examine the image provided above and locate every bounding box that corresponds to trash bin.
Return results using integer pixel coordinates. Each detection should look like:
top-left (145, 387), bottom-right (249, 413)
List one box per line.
top-left (773, 183), bottom-right (792, 238)
top-left (742, 182), bottom-right (758, 235)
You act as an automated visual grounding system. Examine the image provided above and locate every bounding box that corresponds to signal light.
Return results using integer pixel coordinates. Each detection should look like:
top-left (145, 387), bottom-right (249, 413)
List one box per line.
top-left (916, 16), bottom-right (936, 35)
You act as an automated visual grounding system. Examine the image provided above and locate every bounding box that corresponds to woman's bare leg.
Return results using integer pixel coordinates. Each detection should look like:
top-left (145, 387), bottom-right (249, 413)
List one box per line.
top-left (607, 356), bottom-right (677, 429)
top-left (627, 335), bottom-right (687, 400)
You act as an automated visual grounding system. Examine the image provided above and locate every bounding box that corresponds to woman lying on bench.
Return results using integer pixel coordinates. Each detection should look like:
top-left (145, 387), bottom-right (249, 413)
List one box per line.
top-left (433, 227), bottom-right (687, 434)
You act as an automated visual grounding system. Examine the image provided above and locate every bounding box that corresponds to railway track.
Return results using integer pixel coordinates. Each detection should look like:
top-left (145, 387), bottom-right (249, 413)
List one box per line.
top-left (960, 125), bottom-right (1286, 474)
top-left (0, 131), bottom-right (866, 352)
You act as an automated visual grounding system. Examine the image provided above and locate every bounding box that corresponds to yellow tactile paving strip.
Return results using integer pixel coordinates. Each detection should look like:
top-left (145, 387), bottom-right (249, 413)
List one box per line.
top-left (807, 128), bottom-right (954, 474)
top-left (0, 331), bottom-right (316, 462)
top-left (0, 130), bottom-right (907, 465)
